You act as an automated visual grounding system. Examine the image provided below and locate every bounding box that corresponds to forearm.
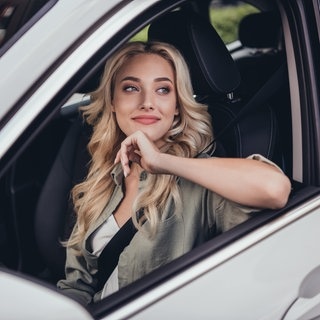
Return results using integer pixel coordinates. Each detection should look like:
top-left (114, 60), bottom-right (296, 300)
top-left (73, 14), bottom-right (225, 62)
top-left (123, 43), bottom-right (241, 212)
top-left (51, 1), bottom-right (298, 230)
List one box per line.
top-left (155, 154), bottom-right (291, 209)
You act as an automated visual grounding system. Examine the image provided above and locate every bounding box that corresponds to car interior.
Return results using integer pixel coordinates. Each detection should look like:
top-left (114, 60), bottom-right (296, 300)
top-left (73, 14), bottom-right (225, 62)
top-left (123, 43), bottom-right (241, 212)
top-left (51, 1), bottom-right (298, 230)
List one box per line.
top-left (0, 0), bottom-right (319, 313)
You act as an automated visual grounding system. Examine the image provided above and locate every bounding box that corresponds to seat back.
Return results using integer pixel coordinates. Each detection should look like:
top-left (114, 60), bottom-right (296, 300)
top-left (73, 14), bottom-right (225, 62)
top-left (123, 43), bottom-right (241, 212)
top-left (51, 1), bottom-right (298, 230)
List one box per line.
top-left (149, 10), bottom-right (240, 99)
top-left (234, 11), bottom-right (284, 97)
top-left (234, 11), bottom-right (291, 171)
top-left (34, 116), bottom-right (91, 282)
top-left (148, 10), bottom-right (280, 160)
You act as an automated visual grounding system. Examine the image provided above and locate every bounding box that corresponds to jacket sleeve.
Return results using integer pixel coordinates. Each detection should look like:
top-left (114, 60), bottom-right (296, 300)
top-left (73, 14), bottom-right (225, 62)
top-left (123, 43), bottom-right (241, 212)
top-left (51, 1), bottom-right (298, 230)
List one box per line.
top-left (57, 228), bottom-right (98, 306)
top-left (207, 153), bottom-right (284, 233)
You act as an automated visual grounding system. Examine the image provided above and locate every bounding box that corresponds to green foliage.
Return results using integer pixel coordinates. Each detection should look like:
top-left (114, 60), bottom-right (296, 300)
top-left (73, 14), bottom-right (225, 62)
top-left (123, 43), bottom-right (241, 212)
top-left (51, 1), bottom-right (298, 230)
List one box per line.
top-left (210, 4), bottom-right (259, 44)
top-left (130, 26), bottom-right (149, 42)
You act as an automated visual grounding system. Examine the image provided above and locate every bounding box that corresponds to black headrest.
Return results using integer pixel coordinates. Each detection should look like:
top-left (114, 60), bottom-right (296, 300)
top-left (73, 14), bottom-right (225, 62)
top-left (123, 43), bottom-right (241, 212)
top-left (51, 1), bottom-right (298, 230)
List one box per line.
top-left (238, 11), bottom-right (281, 48)
top-left (148, 10), bottom-right (240, 97)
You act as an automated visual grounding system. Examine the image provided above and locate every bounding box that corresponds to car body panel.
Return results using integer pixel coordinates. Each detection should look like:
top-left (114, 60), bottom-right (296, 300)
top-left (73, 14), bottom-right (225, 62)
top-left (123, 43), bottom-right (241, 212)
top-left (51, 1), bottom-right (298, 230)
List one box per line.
top-left (0, 0), bottom-right (118, 115)
top-left (0, 270), bottom-right (93, 320)
top-left (134, 205), bottom-right (320, 319)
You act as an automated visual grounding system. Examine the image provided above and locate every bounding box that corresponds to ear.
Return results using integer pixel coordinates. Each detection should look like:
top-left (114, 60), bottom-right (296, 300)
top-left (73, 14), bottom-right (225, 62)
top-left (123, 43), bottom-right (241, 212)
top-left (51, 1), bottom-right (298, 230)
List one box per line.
top-left (111, 105), bottom-right (115, 112)
top-left (174, 106), bottom-right (179, 116)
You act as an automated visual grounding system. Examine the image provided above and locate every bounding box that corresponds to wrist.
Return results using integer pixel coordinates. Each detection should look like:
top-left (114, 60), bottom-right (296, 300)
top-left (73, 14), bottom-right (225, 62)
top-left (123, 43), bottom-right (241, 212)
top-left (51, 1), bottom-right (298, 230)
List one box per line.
top-left (154, 152), bottom-right (174, 174)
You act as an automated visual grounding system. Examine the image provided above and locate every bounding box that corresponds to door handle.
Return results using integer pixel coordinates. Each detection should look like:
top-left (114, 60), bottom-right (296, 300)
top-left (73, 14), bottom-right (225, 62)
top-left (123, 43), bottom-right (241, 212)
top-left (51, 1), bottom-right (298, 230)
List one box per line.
top-left (282, 265), bottom-right (320, 320)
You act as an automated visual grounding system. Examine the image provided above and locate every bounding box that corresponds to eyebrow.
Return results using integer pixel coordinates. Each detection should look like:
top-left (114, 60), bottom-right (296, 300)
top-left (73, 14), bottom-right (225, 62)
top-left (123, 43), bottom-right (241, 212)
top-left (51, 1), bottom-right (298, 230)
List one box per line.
top-left (120, 76), bottom-right (173, 83)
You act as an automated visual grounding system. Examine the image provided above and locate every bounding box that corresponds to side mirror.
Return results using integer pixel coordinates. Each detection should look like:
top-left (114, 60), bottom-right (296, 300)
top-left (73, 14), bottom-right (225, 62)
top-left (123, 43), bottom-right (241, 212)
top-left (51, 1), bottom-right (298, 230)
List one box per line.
top-left (0, 269), bottom-right (93, 320)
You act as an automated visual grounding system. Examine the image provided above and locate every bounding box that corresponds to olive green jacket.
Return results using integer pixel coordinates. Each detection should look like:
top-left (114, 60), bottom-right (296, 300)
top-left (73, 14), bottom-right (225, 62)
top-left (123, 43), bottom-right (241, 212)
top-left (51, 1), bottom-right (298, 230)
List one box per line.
top-left (57, 154), bottom-right (276, 305)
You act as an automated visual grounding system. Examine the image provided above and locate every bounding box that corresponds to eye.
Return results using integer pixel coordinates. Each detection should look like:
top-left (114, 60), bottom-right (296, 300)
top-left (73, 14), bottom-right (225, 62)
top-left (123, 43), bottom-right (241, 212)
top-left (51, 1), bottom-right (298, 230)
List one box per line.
top-left (123, 85), bottom-right (138, 92)
top-left (157, 87), bottom-right (171, 94)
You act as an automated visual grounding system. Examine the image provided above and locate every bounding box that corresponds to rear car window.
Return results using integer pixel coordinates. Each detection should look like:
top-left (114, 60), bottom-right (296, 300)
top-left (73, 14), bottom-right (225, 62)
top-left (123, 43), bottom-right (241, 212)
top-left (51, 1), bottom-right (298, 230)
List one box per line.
top-left (210, 0), bottom-right (259, 44)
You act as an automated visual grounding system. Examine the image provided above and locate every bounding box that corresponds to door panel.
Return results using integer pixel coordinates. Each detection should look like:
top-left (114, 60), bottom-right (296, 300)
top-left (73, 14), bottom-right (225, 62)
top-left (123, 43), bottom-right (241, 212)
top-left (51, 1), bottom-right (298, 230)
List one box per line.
top-left (130, 200), bottom-right (320, 319)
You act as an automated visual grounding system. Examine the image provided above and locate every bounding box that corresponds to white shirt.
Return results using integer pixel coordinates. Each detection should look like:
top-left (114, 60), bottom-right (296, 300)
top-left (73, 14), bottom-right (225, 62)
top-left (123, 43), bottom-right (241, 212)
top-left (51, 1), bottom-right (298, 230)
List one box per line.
top-left (91, 214), bottom-right (120, 298)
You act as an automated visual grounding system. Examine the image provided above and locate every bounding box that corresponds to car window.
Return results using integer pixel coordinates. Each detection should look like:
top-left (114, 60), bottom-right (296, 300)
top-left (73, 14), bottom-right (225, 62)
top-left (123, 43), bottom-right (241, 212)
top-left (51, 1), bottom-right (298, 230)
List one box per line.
top-left (0, 0), bottom-right (53, 52)
top-left (209, 0), bottom-right (259, 44)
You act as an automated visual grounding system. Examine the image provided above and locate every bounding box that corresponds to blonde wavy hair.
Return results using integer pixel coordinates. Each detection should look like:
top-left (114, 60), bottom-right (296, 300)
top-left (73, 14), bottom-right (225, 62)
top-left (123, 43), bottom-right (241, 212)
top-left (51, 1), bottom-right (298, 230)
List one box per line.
top-left (67, 41), bottom-right (213, 248)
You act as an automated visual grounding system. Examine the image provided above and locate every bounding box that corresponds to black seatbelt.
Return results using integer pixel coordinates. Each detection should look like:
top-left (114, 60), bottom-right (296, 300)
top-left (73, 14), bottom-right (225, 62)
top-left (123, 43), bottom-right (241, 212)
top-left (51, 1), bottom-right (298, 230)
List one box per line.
top-left (96, 218), bottom-right (137, 292)
top-left (199, 63), bottom-right (287, 156)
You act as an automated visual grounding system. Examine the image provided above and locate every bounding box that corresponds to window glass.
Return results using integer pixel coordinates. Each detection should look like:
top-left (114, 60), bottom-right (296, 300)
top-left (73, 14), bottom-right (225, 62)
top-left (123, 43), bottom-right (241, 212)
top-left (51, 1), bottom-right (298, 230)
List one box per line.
top-left (210, 0), bottom-right (259, 44)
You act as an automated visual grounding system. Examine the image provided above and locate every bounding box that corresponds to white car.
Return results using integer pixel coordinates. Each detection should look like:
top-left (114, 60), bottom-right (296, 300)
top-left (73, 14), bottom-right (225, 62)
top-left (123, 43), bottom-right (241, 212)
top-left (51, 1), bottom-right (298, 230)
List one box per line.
top-left (0, 0), bottom-right (320, 319)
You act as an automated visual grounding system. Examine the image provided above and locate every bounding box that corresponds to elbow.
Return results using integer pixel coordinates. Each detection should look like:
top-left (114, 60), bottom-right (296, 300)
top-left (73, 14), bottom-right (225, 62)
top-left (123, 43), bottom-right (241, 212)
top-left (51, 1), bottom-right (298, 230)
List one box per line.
top-left (265, 175), bottom-right (292, 209)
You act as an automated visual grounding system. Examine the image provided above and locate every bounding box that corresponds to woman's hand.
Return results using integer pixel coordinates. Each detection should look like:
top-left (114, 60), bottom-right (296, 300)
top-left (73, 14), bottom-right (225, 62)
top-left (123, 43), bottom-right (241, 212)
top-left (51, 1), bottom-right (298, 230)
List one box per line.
top-left (114, 131), bottom-right (162, 177)
top-left (114, 131), bottom-right (291, 209)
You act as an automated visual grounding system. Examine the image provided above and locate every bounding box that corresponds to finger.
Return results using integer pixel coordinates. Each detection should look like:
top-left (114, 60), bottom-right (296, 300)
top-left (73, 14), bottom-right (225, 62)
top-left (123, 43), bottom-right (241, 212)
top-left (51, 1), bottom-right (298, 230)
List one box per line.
top-left (113, 143), bottom-right (130, 176)
top-left (114, 150), bottom-right (121, 164)
top-left (119, 141), bottom-right (133, 178)
top-left (121, 154), bottom-right (130, 178)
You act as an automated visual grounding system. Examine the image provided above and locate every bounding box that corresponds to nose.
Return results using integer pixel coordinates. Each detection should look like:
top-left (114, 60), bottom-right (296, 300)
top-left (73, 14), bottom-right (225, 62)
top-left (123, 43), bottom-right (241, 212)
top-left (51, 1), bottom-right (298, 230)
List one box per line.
top-left (140, 102), bottom-right (154, 110)
top-left (139, 90), bottom-right (154, 110)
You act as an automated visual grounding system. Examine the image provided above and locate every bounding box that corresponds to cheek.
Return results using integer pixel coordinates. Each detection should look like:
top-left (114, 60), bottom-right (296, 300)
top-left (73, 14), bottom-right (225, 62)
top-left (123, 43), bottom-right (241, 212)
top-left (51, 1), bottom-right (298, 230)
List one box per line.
top-left (114, 110), bottom-right (127, 127)
top-left (114, 115), bottom-right (131, 137)
top-left (112, 87), bottom-right (130, 104)
top-left (112, 97), bottom-right (129, 115)
top-left (162, 102), bottom-right (179, 119)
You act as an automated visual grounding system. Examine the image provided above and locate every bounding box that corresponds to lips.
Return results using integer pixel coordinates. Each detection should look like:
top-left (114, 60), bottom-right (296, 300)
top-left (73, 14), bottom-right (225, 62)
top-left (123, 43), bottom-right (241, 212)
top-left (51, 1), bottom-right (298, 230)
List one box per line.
top-left (132, 115), bottom-right (160, 125)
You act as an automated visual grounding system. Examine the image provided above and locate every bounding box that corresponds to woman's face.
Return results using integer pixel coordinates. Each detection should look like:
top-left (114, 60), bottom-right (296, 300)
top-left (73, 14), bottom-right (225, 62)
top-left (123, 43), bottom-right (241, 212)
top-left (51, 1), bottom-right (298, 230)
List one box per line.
top-left (112, 53), bottom-right (179, 145)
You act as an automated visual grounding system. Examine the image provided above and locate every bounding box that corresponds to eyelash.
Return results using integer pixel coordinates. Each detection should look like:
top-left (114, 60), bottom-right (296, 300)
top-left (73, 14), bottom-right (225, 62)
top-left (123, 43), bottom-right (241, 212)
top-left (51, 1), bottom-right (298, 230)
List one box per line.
top-left (123, 85), bottom-right (138, 92)
top-left (157, 87), bottom-right (171, 94)
top-left (122, 85), bottom-right (171, 94)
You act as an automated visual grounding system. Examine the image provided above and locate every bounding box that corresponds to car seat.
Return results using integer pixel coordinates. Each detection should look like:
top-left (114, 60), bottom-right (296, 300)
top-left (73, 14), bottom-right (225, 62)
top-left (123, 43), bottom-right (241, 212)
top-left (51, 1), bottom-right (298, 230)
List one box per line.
top-left (148, 9), bottom-right (282, 161)
top-left (233, 11), bottom-right (285, 97)
top-left (234, 11), bottom-right (292, 173)
top-left (34, 115), bottom-right (92, 282)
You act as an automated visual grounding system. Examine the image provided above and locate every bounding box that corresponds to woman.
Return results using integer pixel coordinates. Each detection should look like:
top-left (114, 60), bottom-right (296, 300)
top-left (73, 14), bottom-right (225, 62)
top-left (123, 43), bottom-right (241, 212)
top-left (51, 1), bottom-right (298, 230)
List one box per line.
top-left (57, 41), bottom-right (291, 305)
